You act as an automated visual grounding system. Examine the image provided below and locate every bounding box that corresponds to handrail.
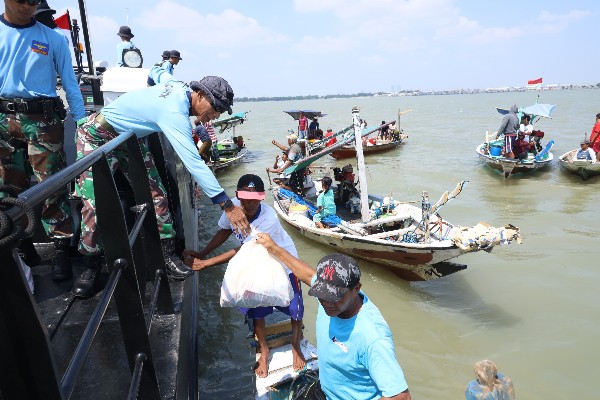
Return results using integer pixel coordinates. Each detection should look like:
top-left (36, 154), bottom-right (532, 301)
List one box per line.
top-left (0, 129), bottom-right (197, 399)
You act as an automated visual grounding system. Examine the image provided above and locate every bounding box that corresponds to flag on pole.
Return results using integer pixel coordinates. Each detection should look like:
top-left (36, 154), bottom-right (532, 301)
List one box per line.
top-left (527, 78), bottom-right (542, 85)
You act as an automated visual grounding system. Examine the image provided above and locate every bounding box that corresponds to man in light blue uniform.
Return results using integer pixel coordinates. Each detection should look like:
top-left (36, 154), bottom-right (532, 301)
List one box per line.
top-left (116, 25), bottom-right (137, 67)
top-left (147, 50), bottom-right (182, 87)
top-left (34, 1), bottom-right (68, 43)
top-left (73, 76), bottom-right (250, 298)
top-left (255, 235), bottom-right (411, 400)
top-left (1, 0), bottom-right (85, 280)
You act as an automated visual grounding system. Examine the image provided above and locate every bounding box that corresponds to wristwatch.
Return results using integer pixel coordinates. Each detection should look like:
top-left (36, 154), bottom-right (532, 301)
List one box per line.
top-left (220, 199), bottom-right (234, 210)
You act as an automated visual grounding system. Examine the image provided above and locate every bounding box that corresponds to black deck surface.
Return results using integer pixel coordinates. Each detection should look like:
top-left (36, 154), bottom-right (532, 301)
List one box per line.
top-left (31, 244), bottom-right (184, 400)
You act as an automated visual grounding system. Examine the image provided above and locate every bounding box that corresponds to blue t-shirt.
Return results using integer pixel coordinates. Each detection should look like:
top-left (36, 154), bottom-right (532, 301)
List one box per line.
top-left (315, 291), bottom-right (409, 400)
top-left (0, 16), bottom-right (85, 120)
top-left (100, 80), bottom-right (227, 204)
top-left (317, 189), bottom-right (336, 217)
top-left (465, 373), bottom-right (514, 400)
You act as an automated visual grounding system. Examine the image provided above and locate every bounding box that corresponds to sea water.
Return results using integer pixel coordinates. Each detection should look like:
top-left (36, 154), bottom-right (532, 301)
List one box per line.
top-left (198, 88), bottom-right (600, 399)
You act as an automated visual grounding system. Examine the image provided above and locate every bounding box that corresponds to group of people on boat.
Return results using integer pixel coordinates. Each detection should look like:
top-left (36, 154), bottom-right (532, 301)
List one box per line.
top-left (495, 104), bottom-right (542, 160)
top-left (578, 112), bottom-right (600, 162)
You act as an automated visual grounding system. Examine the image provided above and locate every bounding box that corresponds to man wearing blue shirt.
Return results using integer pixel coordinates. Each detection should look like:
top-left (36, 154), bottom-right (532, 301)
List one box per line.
top-left (147, 50), bottom-right (182, 87)
top-left (116, 25), bottom-right (137, 67)
top-left (1, 0), bottom-right (86, 280)
top-left (72, 76), bottom-right (250, 298)
top-left (256, 234), bottom-right (411, 400)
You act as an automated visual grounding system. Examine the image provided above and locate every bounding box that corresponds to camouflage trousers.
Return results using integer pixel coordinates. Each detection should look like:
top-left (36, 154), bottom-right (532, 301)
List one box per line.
top-left (0, 111), bottom-right (73, 238)
top-left (76, 113), bottom-right (175, 256)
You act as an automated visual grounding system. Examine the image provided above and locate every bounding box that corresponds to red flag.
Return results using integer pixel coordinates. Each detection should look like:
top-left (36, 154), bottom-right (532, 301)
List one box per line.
top-left (527, 78), bottom-right (542, 85)
top-left (54, 11), bottom-right (71, 31)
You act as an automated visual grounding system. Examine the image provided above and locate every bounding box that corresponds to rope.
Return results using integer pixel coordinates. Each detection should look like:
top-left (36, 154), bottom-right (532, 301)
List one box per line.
top-left (0, 185), bottom-right (37, 248)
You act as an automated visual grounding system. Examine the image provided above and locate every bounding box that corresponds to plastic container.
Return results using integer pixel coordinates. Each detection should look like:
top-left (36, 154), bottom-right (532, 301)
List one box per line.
top-left (289, 205), bottom-right (309, 218)
top-left (489, 144), bottom-right (502, 157)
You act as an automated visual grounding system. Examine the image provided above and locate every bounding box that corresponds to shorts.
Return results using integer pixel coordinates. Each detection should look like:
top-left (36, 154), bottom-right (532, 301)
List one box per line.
top-left (242, 273), bottom-right (304, 321)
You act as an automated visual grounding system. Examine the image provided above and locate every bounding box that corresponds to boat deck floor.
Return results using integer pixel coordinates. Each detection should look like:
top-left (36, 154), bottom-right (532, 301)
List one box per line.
top-left (31, 244), bottom-right (184, 400)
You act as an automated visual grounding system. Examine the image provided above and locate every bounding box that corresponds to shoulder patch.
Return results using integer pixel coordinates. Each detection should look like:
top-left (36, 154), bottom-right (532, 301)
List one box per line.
top-left (31, 40), bottom-right (49, 56)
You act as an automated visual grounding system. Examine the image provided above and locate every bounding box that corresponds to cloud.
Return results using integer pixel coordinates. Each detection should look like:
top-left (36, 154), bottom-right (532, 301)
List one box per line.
top-left (536, 9), bottom-right (591, 33)
top-left (292, 35), bottom-right (353, 54)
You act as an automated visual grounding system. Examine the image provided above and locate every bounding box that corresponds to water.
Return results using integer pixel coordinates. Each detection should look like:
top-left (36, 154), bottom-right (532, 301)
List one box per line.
top-left (198, 89), bottom-right (600, 399)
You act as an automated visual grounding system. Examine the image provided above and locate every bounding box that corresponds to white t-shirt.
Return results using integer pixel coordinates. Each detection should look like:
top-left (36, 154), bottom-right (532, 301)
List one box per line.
top-left (218, 198), bottom-right (297, 273)
top-left (519, 123), bottom-right (533, 142)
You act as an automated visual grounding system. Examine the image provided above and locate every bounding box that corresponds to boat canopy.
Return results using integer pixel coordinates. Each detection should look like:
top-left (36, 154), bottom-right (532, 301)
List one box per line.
top-left (284, 123), bottom-right (389, 175)
top-left (283, 110), bottom-right (327, 120)
top-left (495, 104), bottom-right (556, 119)
top-left (212, 111), bottom-right (249, 133)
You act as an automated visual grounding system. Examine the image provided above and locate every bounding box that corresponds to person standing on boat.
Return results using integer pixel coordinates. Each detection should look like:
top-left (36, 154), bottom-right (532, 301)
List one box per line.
top-left (465, 359), bottom-right (515, 400)
top-left (72, 76), bottom-right (250, 298)
top-left (308, 117), bottom-right (319, 140)
top-left (314, 176), bottom-right (336, 229)
top-left (588, 113), bottom-right (600, 161)
top-left (1, 0), bottom-right (86, 280)
top-left (298, 111), bottom-right (308, 140)
top-left (496, 104), bottom-right (519, 159)
top-left (34, 1), bottom-right (67, 43)
top-left (116, 25), bottom-right (137, 67)
top-left (182, 174), bottom-right (307, 378)
top-left (147, 49), bottom-right (182, 86)
top-left (252, 239), bottom-right (412, 400)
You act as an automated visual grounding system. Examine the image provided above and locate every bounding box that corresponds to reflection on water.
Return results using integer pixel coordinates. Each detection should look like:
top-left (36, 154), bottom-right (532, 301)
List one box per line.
top-left (198, 90), bottom-right (600, 399)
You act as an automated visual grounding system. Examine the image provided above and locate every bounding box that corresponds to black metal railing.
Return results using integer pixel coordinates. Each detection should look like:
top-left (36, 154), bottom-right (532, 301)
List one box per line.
top-left (0, 132), bottom-right (198, 399)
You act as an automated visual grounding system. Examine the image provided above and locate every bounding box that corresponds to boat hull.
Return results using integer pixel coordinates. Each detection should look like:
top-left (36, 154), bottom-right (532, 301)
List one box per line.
top-left (208, 148), bottom-right (247, 172)
top-left (476, 143), bottom-right (552, 179)
top-left (273, 202), bottom-right (467, 281)
top-left (330, 140), bottom-right (402, 160)
top-left (559, 149), bottom-right (600, 180)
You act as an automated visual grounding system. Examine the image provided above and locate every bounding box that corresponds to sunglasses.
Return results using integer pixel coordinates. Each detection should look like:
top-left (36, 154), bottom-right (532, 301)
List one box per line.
top-left (15, 0), bottom-right (42, 5)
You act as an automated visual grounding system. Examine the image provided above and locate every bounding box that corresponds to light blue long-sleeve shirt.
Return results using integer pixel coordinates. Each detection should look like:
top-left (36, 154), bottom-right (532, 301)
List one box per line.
top-left (116, 40), bottom-right (136, 67)
top-left (147, 60), bottom-right (175, 86)
top-left (0, 16), bottom-right (85, 120)
top-left (100, 80), bottom-right (228, 203)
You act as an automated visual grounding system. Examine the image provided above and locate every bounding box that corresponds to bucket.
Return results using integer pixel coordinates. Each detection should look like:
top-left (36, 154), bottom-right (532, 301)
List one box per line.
top-left (289, 204), bottom-right (309, 218)
top-left (489, 144), bottom-right (502, 157)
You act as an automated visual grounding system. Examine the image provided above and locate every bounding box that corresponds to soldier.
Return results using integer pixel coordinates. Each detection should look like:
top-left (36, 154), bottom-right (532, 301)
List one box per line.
top-left (1, 0), bottom-right (86, 279)
top-left (73, 76), bottom-right (250, 298)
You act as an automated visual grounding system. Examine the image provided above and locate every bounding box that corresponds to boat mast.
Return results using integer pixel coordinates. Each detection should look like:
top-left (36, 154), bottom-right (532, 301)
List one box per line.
top-left (77, 0), bottom-right (95, 76)
top-left (351, 107), bottom-right (371, 223)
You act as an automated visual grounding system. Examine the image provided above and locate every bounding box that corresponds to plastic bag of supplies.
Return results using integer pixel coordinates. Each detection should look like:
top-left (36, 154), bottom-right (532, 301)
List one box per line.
top-left (220, 241), bottom-right (293, 308)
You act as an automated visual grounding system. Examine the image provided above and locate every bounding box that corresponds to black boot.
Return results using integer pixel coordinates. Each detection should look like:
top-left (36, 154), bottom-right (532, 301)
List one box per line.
top-left (73, 256), bottom-right (103, 298)
top-left (18, 238), bottom-right (41, 267)
top-left (161, 238), bottom-right (193, 280)
top-left (52, 238), bottom-right (73, 281)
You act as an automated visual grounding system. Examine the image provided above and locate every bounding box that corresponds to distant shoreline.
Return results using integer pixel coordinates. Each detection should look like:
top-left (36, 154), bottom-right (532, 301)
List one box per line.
top-left (236, 84), bottom-right (599, 103)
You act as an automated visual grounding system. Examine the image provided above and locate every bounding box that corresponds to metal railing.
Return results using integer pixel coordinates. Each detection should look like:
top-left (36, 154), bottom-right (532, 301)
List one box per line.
top-left (0, 132), bottom-right (198, 399)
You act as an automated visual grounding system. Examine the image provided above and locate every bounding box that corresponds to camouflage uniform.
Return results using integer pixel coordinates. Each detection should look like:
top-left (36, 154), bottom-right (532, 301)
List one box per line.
top-left (0, 111), bottom-right (73, 238)
top-left (75, 114), bottom-right (175, 255)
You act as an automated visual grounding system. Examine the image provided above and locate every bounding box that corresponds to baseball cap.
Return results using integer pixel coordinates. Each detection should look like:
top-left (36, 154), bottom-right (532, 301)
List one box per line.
top-left (236, 174), bottom-right (266, 200)
top-left (308, 254), bottom-right (361, 303)
top-left (35, 1), bottom-right (55, 15)
top-left (190, 76), bottom-right (234, 115)
top-left (581, 138), bottom-right (590, 145)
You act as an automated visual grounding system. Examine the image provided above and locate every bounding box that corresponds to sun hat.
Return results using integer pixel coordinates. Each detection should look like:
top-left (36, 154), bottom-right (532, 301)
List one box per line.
top-left (161, 50), bottom-right (171, 59)
top-left (308, 254), bottom-right (361, 303)
top-left (190, 76), bottom-right (234, 115)
top-left (236, 174), bottom-right (266, 200)
top-left (117, 26), bottom-right (134, 38)
top-left (287, 133), bottom-right (298, 141)
top-left (169, 50), bottom-right (182, 60)
top-left (35, 1), bottom-right (56, 15)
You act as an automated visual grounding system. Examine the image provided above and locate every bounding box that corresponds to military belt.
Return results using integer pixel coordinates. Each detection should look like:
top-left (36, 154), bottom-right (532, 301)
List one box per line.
top-left (0, 98), bottom-right (47, 114)
top-left (94, 113), bottom-right (118, 135)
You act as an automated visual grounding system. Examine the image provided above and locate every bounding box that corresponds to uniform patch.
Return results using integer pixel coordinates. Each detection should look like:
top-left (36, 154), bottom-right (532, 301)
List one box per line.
top-left (31, 40), bottom-right (49, 55)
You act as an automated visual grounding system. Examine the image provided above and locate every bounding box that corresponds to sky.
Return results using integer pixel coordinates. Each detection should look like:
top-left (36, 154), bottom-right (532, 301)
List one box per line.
top-left (23, 0), bottom-right (599, 97)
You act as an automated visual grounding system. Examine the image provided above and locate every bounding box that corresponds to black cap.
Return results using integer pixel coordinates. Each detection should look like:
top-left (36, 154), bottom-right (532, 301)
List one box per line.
top-left (190, 76), bottom-right (234, 115)
top-left (308, 254), bottom-right (361, 303)
top-left (169, 50), bottom-right (182, 60)
top-left (117, 26), bottom-right (134, 38)
top-left (236, 174), bottom-right (266, 200)
top-left (161, 50), bottom-right (171, 59)
top-left (35, 1), bottom-right (56, 15)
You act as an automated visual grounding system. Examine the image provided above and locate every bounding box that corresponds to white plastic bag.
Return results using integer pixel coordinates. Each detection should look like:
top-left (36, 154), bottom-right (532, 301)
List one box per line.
top-left (220, 241), bottom-right (293, 308)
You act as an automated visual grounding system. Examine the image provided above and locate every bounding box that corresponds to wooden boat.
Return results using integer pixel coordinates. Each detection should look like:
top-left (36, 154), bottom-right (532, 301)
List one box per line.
top-left (209, 111), bottom-right (249, 172)
top-left (558, 149), bottom-right (600, 180)
top-left (477, 103), bottom-right (556, 179)
top-left (272, 108), bottom-right (522, 281)
top-left (330, 138), bottom-right (402, 159)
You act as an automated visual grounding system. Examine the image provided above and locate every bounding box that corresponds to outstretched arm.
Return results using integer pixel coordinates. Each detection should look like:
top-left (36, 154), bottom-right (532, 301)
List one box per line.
top-left (272, 140), bottom-right (289, 152)
top-left (255, 233), bottom-right (316, 285)
top-left (183, 229), bottom-right (232, 260)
